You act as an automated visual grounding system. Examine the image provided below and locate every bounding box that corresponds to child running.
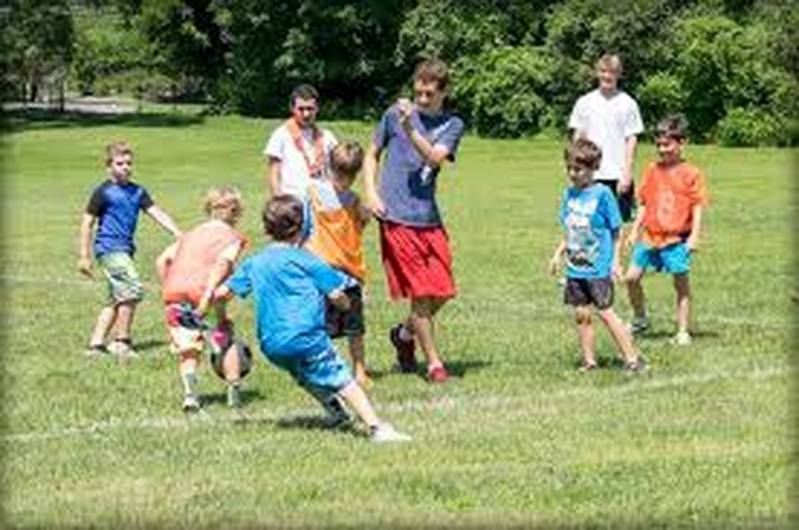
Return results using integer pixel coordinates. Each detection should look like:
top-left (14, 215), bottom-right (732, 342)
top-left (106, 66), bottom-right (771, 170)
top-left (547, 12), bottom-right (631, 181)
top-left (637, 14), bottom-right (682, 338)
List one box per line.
top-left (625, 115), bottom-right (708, 345)
top-left (156, 186), bottom-right (250, 412)
top-left (304, 141), bottom-right (373, 388)
top-left (550, 138), bottom-right (645, 372)
top-left (79, 140), bottom-right (181, 359)
top-left (215, 195), bottom-right (410, 442)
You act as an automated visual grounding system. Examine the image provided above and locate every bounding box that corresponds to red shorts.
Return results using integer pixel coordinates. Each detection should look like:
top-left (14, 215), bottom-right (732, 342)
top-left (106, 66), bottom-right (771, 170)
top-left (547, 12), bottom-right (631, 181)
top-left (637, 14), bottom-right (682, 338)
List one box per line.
top-left (379, 220), bottom-right (456, 300)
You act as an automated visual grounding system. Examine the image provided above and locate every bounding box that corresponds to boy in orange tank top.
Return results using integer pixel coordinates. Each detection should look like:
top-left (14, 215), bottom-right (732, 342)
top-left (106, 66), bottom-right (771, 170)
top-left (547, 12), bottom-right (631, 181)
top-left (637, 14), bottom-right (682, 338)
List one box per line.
top-left (156, 187), bottom-right (250, 412)
top-left (305, 141), bottom-right (374, 388)
top-left (624, 116), bottom-right (709, 346)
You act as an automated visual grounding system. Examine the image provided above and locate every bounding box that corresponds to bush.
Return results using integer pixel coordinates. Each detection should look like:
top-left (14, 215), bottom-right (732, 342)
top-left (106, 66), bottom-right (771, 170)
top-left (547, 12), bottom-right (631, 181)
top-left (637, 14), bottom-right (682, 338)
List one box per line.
top-left (637, 72), bottom-right (685, 131)
top-left (453, 46), bottom-right (554, 138)
top-left (715, 107), bottom-right (784, 147)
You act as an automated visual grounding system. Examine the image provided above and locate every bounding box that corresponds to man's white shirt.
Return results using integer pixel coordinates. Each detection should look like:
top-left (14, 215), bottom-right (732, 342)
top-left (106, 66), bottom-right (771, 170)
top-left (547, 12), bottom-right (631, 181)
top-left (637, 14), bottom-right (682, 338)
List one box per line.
top-left (264, 123), bottom-right (337, 198)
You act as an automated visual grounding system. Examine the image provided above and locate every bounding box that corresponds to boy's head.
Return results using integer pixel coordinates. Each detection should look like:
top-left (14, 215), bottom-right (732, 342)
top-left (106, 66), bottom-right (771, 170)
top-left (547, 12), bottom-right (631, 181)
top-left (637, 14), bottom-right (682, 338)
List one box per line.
top-left (105, 141), bottom-right (133, 182)
top-left (413, 59), bottom-right (448, 114)
top-left (263, 194), bottom-right (304, 242)
top-left (654, 115), bottom-right (688, 163)
top-left (329, 141), bottom-right (364, 190)
top-left (289, 84), bottom-right (320, 128)
top-left (205, 186), bottom-right (243, 225)
top-left (595, 54), bottom-right (622, 93)
top-left (564, 138), bottom-right (602, 188)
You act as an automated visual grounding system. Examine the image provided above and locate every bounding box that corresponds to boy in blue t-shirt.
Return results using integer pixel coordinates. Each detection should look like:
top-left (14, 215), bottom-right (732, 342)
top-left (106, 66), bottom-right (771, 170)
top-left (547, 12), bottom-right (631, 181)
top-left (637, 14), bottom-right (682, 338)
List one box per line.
top-left (549, 138), bottom-right (644, 372)
top-left (214, 195), bottom-right (410, 442)
top-left (78, 141), bottom-right (181, 359)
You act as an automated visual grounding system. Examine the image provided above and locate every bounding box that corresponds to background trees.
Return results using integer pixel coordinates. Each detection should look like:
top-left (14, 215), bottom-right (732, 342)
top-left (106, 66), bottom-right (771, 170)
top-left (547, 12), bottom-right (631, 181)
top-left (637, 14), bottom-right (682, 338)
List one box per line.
top-left (2, 0), bottom-right (796, 145)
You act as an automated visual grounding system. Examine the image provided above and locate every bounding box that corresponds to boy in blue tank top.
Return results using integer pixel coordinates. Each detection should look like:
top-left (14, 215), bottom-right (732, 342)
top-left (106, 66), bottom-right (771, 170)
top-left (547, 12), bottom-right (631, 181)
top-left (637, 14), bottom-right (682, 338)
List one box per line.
top-left (78, 141), bottom-right (181, 359)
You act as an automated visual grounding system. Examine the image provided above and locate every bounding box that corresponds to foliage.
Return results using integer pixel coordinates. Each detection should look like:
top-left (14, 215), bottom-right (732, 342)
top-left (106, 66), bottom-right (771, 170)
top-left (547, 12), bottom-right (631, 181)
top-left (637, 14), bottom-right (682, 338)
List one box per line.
top-left (715, 107), bottom-right (784, 147)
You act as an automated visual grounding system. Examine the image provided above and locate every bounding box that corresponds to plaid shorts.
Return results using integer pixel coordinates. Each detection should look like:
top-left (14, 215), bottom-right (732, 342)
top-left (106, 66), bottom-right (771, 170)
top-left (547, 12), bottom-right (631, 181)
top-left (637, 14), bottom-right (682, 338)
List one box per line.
top-left (98, 252), bottom-right (143, 305)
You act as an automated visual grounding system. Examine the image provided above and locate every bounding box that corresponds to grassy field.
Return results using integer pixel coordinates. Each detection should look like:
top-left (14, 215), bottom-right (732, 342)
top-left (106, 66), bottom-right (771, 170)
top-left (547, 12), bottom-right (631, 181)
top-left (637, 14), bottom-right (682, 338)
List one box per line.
top-left (1, 110), bottom-right (794, 529)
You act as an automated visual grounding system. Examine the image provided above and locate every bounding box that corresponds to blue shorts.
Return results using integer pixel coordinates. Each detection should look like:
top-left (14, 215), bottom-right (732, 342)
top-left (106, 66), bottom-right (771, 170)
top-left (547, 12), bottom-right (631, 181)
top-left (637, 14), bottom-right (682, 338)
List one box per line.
top-left (267, 343), bottom-right (353, 400)
top-left (632, 241), bottom-right (691, 274)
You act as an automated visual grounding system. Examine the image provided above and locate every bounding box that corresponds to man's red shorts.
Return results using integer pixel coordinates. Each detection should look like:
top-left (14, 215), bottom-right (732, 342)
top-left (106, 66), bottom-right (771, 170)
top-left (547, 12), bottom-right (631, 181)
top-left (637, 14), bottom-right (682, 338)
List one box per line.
top-left (379, 220), bottom-right (456, 300)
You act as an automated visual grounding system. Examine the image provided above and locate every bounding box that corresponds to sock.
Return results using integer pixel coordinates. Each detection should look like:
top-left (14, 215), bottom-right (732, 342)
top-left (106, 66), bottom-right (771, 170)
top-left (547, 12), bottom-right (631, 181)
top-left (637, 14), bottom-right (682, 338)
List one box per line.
top-left (398, 324), bottom-right (413, 342)
top-left (181, 371), bottom-right (198, 397)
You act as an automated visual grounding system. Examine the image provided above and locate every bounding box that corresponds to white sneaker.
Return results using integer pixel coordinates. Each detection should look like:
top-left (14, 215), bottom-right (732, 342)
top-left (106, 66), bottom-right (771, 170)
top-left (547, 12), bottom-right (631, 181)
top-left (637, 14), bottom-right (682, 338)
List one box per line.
top-left (628, 316), bottom-right (650, 335)
top-left (182, 394), bottom-right (200, 412)
top-left (670, 330), bottom-right (692, 346)
top-left (110, 340), bottom-right (139, 360)
top-left (370, 422), bottom-right (411, 443)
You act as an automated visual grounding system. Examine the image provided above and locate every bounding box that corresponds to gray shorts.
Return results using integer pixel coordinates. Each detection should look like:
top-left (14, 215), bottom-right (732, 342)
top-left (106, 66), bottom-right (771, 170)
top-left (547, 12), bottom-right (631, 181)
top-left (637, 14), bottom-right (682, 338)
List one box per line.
top-left (564, 277), bottom-right (614, 310)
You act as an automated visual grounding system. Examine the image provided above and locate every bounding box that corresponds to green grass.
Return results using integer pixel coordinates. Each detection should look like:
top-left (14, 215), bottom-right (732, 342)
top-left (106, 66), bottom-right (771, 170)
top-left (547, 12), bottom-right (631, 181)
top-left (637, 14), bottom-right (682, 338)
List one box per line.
top-left (1, 111), bottom-right (794, 529)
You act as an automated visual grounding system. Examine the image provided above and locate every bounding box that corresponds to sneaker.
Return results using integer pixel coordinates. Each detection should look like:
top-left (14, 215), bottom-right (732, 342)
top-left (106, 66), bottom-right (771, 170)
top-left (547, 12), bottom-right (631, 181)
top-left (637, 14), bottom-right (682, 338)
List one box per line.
top-left (370, 422), bottom-right (411, 443)
top-left (670, 330), bottom-right (692, 346)
top-left (182, 394), bottom-right (200, 412)
top-left (390, 324), bottom-right (417, 373)
top-left (427, 365), bottom-right (449, 383)
top-left (578, 361), bottom-right (598, 373)
top-left (227, 384), bottom-right (242, 409)
top-left (321, 395), bottom-right (352, 428)
top-left (109, 339), bottom-right (139, 360)
top-left (628, 316), bottom-right (650, 335)
top-left (623, 357), bottom-right (647, 374)
top-left (84, 344), bottom-right (109, 359)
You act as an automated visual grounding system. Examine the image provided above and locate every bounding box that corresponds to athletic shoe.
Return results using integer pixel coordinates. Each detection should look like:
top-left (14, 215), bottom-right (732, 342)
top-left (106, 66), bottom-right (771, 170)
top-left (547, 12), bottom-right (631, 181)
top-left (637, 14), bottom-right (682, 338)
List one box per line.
top-left (390, 324), bottom-right (417, 373)
top-left (670, 330), bottom-right (692, 346)
top-left (109, 340), bottom-right (139, 360)
top-left (182, 394), bottom-right (200, 412)
top-left (578, 361), bottom-right (598, 373)
top-left (370, 422), bottom-right (411, 443)
top-left (321, 395), bottom-right (352, 428)
top-left (628, 316), bottom-right (650, 335)
top-left (227, 384), bottom-right (242, 409)
top-left (84, 344), bottom-right (109, 359)
top-left (623, 357), bottom-right (647, 374)
top-left (427, 365), bottom-right (449, 383)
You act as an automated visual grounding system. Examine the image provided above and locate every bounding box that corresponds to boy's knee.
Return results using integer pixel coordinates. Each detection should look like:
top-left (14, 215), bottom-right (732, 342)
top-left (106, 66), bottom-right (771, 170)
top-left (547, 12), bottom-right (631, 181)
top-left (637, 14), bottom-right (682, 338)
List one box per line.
top-left (574, 307), bottom-right (592, 325)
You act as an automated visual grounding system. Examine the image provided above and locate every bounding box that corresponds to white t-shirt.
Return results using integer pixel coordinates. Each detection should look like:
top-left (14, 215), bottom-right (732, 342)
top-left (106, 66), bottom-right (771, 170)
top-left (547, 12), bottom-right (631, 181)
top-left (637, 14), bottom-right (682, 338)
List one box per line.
top-left (264, 123), bottom-right (337, 198)
top-left (568, 89), bottom-right (644, 181)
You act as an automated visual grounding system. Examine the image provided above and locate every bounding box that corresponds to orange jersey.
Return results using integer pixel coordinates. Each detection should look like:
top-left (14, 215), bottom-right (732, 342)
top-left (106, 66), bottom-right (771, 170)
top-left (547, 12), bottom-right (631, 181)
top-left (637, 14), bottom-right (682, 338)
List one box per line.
top-left (304, 182), bottom-right (366, 282)
top-left (637, 161), bottom-right (708, 248)
top-left (161, 220), bottom-right (247, 305)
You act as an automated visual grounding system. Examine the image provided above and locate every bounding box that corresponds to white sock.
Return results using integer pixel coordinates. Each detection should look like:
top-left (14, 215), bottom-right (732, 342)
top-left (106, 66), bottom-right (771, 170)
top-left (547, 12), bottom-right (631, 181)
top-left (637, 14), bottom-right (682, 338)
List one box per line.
top-left (398, 324), bottom-right (413, 342)
top-left (181, 371), bottom-right (197, 396)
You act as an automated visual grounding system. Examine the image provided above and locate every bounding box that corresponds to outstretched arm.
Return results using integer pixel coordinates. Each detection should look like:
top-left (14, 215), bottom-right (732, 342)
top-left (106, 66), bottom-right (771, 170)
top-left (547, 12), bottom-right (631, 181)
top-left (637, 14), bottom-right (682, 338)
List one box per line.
top-left (145, 205), bottom-right (181, 238)
top-left (363, 142), bottom-right (385, 217)
top-left (78, 213), bottom-right (97, 277)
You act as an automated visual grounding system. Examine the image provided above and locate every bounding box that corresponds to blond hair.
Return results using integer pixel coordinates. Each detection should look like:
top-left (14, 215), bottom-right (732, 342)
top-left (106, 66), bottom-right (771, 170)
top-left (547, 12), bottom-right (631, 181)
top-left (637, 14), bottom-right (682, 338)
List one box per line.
top-left (596, 54), bottom-right (623, 75)
top-left (330, 141), bottom-right (364, 182)
top-left (105, 140), bottom-right (132, 166)
top-left (205, 186), bottom-right (243, 225)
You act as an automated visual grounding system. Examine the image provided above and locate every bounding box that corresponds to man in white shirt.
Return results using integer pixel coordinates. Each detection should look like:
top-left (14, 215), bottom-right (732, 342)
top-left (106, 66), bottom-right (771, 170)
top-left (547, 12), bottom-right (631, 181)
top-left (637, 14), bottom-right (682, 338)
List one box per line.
top-left (264, 84), bottom-right (337, 198)
top-left (568, 54), bottom-right (644, 222)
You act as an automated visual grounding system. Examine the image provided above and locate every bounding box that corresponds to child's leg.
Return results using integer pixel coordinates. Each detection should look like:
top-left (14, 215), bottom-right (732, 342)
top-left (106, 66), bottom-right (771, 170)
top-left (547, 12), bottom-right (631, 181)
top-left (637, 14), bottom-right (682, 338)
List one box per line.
top-left (113, 300), bottom-right (138, 341)
top-left (222, 344), bottom-right (241, 384)
top-left (338, 380), bottom-right (380, 429)
top-left (597, 307), bottom-right (639, 364)
top-left (574, 305), bottom-right (596, 367)
top-left (179, 350), bottom-right (201, 409)
top-left (673, 273), bottom-right (691, 333)
top-left (89, 305), bottom-right (117, 346)
top-left (348, 334), bottom-right (372, 388)
top-left (409, 297), bottom-right (447, 369)
top-left (625, 265), bottom-right (648, 319)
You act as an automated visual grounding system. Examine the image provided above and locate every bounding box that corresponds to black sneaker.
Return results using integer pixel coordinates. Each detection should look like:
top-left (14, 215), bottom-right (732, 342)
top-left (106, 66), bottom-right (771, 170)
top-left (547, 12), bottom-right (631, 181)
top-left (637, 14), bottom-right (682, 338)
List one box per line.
top-left (623, 357), bottom-right (647, 374)
top-left (390, 324), bottom-right (417, 373)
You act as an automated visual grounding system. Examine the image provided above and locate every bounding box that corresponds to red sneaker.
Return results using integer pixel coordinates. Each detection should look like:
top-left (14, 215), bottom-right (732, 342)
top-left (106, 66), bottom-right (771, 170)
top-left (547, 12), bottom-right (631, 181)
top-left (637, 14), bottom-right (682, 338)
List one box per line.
top-left (427, 365), bottom-right (449, 383)
top-left (390, 324), bottom-right (417, 373)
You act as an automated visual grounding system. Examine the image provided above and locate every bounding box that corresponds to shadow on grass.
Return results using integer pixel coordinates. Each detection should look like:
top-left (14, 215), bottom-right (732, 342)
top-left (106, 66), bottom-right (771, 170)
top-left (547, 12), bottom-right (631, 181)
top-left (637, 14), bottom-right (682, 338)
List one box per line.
top-left (202, 388), bottom-right (265, 408)
top-left (4, 108), bottom-right (205, 131)
top-left (135, 338), bottom-right (168, 352)
top-left (368, 359), bottom-right (491, 381)
top-left (637, 329), bottom-right (721, 341)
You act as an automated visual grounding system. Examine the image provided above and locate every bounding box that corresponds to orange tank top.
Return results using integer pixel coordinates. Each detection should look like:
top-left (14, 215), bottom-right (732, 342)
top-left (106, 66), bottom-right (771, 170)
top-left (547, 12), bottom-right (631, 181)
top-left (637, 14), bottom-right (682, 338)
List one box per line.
top-left (161, 220), bottom-right (247, 305)
top-left (305, 184), bottom-right (366, 282)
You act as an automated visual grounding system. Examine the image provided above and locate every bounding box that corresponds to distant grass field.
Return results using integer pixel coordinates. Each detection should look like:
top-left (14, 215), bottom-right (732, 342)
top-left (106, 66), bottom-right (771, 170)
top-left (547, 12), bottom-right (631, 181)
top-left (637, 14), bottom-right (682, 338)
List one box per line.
top-left (1, 110), bottom-right (794, 529)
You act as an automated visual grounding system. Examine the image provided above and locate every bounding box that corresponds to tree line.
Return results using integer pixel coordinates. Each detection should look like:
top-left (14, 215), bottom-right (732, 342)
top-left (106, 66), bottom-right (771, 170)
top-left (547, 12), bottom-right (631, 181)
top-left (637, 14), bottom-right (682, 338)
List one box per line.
top-left (2, 0), bottom-right (796, 146)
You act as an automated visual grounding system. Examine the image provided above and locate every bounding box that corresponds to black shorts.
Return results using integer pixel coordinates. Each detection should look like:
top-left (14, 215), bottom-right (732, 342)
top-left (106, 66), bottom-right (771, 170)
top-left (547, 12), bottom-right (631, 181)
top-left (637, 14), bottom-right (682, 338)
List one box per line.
top-left (326, 285), bottom-right (365, 338)
top-left (596, 179), bottom-right (636, 222)
top-left (564, 277), bottom-right (614, 310)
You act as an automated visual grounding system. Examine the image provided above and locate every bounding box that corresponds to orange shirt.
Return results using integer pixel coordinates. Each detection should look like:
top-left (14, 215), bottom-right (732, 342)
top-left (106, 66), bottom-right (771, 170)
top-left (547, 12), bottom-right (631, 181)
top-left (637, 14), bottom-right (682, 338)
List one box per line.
top-left (304, 182), bottom-right (366, 282)
top-left (162, 220), bottom-right (247, 305)
top-left (637, 161), bottom-right (708, 248)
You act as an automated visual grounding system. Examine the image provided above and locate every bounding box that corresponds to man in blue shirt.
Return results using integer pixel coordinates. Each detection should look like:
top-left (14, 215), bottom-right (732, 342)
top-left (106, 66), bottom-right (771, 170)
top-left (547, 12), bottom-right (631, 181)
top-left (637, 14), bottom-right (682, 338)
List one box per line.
top-left (79, 141), bottom-right (180, 359)
top-left (364, 59), bottom-right (465, 383)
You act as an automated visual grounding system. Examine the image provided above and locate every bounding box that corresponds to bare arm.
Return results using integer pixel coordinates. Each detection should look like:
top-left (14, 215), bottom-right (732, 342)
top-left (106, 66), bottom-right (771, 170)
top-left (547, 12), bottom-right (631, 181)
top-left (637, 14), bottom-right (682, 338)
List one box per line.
top-left (549, 238), bottom-right (566, 275)
top-left (398, 101), bottom-right (451, 168)
top-left (363, 142), bottom-right (385, 216)
top-left (155, 241), bottom-right (178, 283)
top-left (686, 205), bottom-right (703, 251)
top-left (612, 231), bottom-right (623, 280)
top-left (78, 213), bottom-right (97, 277)
top-left (619, 135), bottom-right (638, 193)
top-left (145, 205), bottom-right (181, 237)
top-left (267, 157), bottom-right (281, 196)
top-left (625, 205), bottom-right (645, 247)
top-left (197, 241), bottom-right (244, 314)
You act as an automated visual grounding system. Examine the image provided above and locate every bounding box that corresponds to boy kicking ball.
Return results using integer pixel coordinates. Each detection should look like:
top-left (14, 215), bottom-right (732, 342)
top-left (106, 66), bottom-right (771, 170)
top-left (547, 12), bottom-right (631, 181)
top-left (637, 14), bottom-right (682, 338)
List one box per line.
top-left (550, 138), bottom-right (645, 373)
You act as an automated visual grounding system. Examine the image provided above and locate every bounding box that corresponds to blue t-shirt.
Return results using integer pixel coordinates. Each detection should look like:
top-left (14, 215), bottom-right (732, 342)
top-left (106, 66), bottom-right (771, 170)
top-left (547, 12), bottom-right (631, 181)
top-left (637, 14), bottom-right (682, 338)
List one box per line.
top-left (559, 183), bottom-right (622, 279)
top-left (226, 244), bottom-right (347, 358)
top-left (373, 106), bottom-right (465, 227)
top-left (86, 180), bottom-right (154, 258)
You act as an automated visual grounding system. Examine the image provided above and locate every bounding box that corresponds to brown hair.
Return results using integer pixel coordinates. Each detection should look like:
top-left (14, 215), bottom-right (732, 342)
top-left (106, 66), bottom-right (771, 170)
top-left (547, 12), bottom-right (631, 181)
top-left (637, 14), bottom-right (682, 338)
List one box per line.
top-left (414, 58), bottom-right (449, 91)
top-left (262, 194), bottom-right (304, 241)
top-left (289, 84), bottom-right (319, 107)
top-left (105, 140), bottom-right (132, 165)
top-left (596, 54), bottom-right (623, 75)
top-left (330, 141), bottom-right (364, 181)
top-left (655, 114), bottom-right (688, 141)
top-left (564, 137), bottom-right (603, 171)
top-left (204, 186), bottom-right (243, 224)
